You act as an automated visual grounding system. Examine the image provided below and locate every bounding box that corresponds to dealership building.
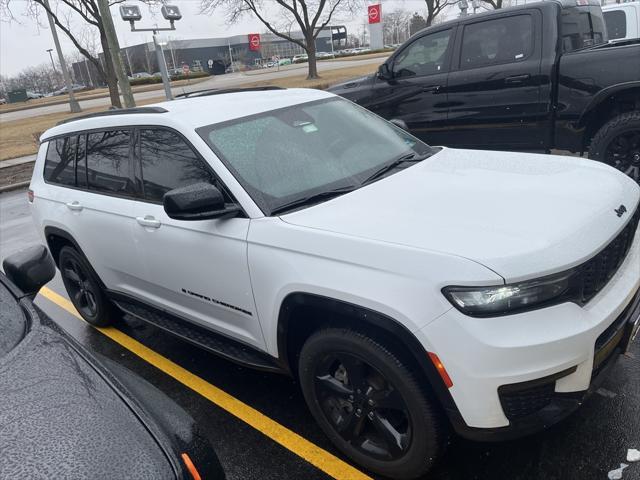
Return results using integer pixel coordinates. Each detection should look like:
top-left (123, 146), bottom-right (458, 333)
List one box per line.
top-left (72, 26), bottom-right (347, 87)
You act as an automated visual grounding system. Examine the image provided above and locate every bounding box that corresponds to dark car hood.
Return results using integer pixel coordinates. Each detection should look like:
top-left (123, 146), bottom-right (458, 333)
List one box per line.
top-left (0, 303), bottom-right (175, 479)
top-left (328, 74), bottom-right (376, 94)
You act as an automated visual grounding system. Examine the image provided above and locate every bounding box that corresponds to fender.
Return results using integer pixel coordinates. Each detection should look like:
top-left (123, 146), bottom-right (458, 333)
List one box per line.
top-left (577, 81), bottom-right (640, 129)
top-left (276, 292), bottom-right (461, 421)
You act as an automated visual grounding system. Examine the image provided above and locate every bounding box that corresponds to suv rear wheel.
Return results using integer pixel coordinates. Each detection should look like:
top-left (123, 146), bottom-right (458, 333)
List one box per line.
top-left (298, 328), bottom-right (445, 479)
top-left (58, 246), bottom-right (118, 327)
top-left (589, 111), bottom-right (640, 183)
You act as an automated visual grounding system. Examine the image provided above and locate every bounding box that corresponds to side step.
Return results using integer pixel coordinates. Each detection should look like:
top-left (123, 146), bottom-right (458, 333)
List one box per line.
top-left (111, 296), bottom-right (283, 373)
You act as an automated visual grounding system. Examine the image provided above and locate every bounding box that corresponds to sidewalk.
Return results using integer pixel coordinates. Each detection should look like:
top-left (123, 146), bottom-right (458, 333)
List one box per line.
top-left (0, 154), bottom-right (36, 169)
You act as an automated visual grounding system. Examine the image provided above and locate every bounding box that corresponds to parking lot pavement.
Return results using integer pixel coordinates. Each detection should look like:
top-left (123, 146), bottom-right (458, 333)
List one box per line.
top-left (1, 187), bottom-right (639, 480)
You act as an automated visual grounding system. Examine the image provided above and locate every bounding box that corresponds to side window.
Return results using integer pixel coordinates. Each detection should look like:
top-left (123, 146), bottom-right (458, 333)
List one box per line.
top-left (86, 130), bottom-right (135, 196)
top-left (392, 29), bottom-right (452, 78)
top-left (139, 129), bottom-right (217, 203)
top-left (44, 136), bottom-right (76, 186)
top-left (603, 10), bottom-right (627, 40)
top-left (460, 15), bottom-right (533, 69)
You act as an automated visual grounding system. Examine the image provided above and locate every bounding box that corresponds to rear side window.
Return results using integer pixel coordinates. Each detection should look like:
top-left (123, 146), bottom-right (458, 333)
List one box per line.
top-left (561, 6), bottom-right (607, 52)
top-left (86, 130), bottom-right (135, 196)
top-left (44, 137), bottom-right (76, 186)
top-left (604, 10), bottom-right (627, 40)
top-left (460, 15), bottom-right (533, 69)
top-left (139, 129), bottom-right (216, 203)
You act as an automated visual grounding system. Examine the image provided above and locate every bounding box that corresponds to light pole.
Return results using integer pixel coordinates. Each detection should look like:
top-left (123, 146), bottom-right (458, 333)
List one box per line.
top-left (120, 4), bottom-right (182, 101)
top-left (43, 0), bottom-right (80, 112)
top-left (46, 48), bottom-right (57, 72)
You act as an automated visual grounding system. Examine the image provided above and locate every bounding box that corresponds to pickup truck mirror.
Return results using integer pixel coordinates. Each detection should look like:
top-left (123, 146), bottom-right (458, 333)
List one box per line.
top-left (2, 245), bottom-right (56, 297)
top-left (163, 183), bottom-right (240, 221)
top-left (377, 63), bottom-right (393, 81)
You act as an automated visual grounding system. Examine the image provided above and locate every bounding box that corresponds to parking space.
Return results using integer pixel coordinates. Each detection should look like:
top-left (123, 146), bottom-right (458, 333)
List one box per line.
top-left (1, 187), bottom-right (639, 480)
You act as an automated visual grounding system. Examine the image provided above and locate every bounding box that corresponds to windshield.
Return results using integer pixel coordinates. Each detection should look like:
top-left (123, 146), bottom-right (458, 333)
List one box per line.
top-left (560, 6), bottom-right (608, 52)
top-left (197, 97), bottom-right (433, 215)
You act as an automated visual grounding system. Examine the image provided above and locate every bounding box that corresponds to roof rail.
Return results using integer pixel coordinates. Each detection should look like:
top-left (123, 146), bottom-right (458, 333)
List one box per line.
top-left (56, 106), bottom-right (168, 126)
top-left (175, 86), bottom-right (285, 99)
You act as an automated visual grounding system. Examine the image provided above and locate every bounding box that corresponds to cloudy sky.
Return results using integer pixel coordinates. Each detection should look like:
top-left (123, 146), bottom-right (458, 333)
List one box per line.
top-left (0, 0), bottom-right (444, 77)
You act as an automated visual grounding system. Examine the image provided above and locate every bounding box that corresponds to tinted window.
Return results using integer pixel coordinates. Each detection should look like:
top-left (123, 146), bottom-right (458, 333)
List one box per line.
top-left (140, 129), bottom-right (216, 203)
top-left (86, 130), bottom-right (135, 195)
top-left (393, 29), bottom-right (451, 78)
top-left (561, 6), bottom-right (607, 52)
top-left (44, 137), bottom-right (76, 186)
top-left (460, 15), bottom-right (533, 69)
top-left (604, 10), bottom-right (627, 40)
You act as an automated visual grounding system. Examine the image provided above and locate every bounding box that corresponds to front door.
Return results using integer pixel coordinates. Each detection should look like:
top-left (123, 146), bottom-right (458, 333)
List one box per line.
top-left (130, 127), bottom-right (264, 349)
top-left (358, 28), bottom-right (454, 146)
top-left (444, 10), bottom-right (546, 150)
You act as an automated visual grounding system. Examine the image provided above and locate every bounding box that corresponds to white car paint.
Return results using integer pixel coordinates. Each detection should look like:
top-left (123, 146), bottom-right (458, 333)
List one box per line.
top-left (30, 88), bottom-right (640, 432)
top-left (603, 2), bottom-right (640, 41)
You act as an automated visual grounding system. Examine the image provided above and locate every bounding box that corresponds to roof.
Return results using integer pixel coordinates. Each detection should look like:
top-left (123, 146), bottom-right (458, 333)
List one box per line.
top-left (41, 88), bottom-right (335, 141)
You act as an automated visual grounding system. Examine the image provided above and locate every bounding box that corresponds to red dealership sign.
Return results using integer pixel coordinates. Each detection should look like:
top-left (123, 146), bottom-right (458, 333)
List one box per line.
top-left (368, 4), bottom-right (381, 24)
top-left (248, 33), bottom-right (261, 51)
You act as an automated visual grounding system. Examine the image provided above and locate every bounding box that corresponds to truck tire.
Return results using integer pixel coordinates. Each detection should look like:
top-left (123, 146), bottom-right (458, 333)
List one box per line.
top-left (588, 111), bottom-right (640, 183)
top-left (298, 328), bottom-right (446, 479)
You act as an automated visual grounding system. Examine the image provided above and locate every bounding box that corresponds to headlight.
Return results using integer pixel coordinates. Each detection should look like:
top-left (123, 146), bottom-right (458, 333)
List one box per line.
top-left (442, 271), bottom-right (574, 317)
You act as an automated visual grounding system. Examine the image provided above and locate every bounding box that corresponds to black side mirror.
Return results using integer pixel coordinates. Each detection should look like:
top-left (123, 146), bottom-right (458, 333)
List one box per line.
top-left (163, 182), bottom-right (240, 221)
top-left (389, 118), bottom-right (409, 131)
top-left (2, 245), bottom-right (56, 297)
top-left (377, 63), bottom-right (393, 81)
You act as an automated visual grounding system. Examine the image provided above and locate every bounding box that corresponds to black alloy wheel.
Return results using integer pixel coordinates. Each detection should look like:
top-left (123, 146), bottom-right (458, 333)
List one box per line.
top-left (299, 328), bottom-right (445, 479)
top-left (58, 246), bottom-right (117, 327)
top-left (589, 111), bottom-right (640, 183)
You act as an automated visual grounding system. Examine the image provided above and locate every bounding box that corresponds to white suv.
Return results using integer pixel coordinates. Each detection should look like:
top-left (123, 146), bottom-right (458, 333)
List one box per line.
top-left (29, 88), bottom-right (640, 479)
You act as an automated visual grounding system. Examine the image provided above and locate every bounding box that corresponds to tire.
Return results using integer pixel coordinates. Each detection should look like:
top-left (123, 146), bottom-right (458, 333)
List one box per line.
top-left (588, 111), bottom-right (640, 183)
top-left (298, 328), bottom-right (445, 479)
top-left (58, 246), bottom-right (119, 327)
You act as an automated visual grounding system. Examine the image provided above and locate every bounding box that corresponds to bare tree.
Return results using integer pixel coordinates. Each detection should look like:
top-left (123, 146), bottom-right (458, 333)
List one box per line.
top-left (424, 0), bottom-right (453, 27)
top-left (383, 9), bottom-right (411, 45)
top-left (201, 0), bottom-right (359, 79)
top-left (482, 0), bottom-right (504, 9)
top-left (1, 0), bottom-right (126, 107)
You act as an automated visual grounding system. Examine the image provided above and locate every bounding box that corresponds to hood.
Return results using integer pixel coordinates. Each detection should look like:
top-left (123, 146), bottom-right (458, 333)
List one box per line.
top-left (282, 148), bottom-right (640, 282)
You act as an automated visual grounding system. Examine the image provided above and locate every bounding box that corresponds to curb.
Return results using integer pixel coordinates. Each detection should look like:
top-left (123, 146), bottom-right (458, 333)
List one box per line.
top-left (0, 181), bottom-right (30, 193)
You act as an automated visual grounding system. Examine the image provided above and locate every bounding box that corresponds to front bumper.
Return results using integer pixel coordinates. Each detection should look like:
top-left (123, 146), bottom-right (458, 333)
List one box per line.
top-left (417, 228), bottom-right (640, 439)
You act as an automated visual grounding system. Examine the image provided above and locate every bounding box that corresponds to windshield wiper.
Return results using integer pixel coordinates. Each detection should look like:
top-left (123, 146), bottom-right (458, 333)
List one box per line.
top-left (271, 185), bottom-right (358, 215)
top-left (361, 152), bottom-right (431, 186)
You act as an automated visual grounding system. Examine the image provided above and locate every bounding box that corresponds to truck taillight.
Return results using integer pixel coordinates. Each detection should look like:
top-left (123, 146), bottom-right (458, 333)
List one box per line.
top-left (27, 189), bottom-right (34, 203)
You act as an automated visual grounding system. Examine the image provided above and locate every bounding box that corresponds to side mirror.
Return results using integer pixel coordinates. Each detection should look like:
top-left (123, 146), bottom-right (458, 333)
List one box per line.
top-left (377, 63), bottom-right (393, 81)
top-left (389, 118), bottom-right (409, 131)
top-left (2, 245), bottom-right (56, 297)
top-left (163, 182), bottom-right (240, 220)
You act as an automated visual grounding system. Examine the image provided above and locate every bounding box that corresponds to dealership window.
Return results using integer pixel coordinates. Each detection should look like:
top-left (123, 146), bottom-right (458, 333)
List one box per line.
top-left (393, 29), bottom-right (452, 78)
top-left (460, 15), bottom-right (533, 69)
top-left (44, 136), bottom-right (76, 187)
top-left (139, 129), bottom-right (217, 203)
top-left (603, 10), bottom-right (627, 40)
top-left (86, 130), bottom-right (135, 196)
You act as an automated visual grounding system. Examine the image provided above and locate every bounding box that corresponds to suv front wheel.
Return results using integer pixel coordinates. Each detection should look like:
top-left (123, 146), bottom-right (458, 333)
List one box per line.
top-left (298, 328), bottom-right (445, 479)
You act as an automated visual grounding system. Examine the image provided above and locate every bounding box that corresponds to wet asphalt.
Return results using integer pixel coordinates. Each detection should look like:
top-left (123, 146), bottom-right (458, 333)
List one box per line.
top-left (1, 188), bottom-right (639, 480)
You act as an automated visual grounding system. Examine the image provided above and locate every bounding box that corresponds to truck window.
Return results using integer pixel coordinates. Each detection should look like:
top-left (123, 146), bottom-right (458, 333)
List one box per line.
top-left (392, 29), bottom-right (452, 78)
top-left (460, 15), bottom-right (533, 70)
top-left (44, 136), bottom-right (76, 187)
top-left (603, 10), bottom-right (627, 40)
top-left (561, 6), bottom-right (607, 52)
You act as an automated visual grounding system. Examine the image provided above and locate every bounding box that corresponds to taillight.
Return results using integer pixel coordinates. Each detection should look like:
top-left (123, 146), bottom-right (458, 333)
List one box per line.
top-left (181, 453), bottom-right (202, 480)
top-left (27, 189), bottom-right (34, 203)
top-left (428, 352), bottom-right (453, 389)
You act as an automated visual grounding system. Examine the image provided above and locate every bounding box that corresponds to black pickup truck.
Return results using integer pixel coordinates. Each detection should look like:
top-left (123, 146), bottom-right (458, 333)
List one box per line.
top-left (329, 0), bottom-right (640, 181)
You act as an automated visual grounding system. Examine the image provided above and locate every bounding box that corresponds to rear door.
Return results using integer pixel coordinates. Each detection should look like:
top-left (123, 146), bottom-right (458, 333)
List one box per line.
top-left (130, 127), bottom-right (264, 349)
top-left (357, 27), bottom-right (454, 146)
top-left (444, 10), bottom-right (546, 149)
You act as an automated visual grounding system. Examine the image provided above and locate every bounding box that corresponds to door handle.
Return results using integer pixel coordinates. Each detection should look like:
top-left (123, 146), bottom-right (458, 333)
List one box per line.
top-left (505, 74), bottom-right (531, 84)
top-left (422, 85), bottom-right (441, 93)
top-left (65, 201), bottom-right (83, 211)
top-left (136, 215), bottom-right (161, 229)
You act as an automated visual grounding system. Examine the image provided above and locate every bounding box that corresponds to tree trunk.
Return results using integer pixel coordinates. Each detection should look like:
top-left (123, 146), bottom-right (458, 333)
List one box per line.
top-left (306, 37), bottom-right (319, 80)
top-left (100, 33), bottom-right (122, 108)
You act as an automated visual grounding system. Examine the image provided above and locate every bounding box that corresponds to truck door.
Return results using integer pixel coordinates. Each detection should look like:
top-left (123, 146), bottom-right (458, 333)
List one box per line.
top-left (443, 10), bottom-right (546, 150)
top-left (357, 27), bottom-right (454, 146)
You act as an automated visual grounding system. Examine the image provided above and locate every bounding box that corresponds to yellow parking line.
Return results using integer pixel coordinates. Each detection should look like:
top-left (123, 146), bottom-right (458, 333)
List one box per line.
top-left (39, 286), bottom-right (372, 480)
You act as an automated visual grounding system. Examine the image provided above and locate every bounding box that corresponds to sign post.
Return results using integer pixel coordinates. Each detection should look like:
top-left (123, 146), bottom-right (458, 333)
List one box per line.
top-left (368, 4), bottom-right (383, 50)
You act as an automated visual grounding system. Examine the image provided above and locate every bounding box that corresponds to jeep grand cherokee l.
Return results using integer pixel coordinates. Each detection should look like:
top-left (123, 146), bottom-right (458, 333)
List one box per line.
top-left (29, 88), bottom-right (640, 479)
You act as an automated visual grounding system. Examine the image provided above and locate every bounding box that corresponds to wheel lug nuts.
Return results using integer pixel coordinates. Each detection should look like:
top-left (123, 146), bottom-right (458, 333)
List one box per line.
top-left (355, 408), bottom-right (362, 417)
top-left (367, 411), bottom-right (374, 420)
top-left (348, 395), bottom-right (354, 402)
top-left (367, 399), bottom-right (374, 406)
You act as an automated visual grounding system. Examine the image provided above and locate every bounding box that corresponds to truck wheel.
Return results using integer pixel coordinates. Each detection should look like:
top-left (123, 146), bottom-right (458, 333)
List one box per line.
top-left (589, 111), bottom-right (640, 183)
top-left (58, 246), bottom-right (118, 327)
top-left (298, 328), bottom-right (445, 479)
